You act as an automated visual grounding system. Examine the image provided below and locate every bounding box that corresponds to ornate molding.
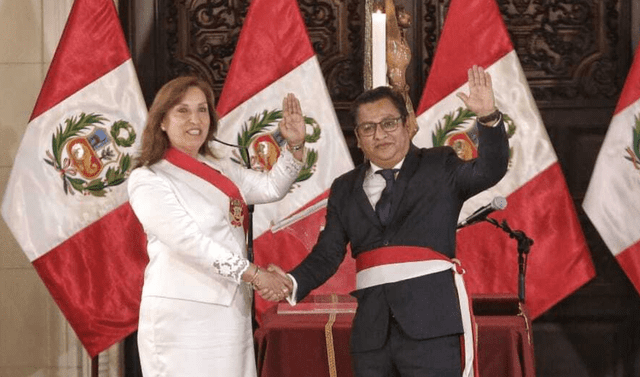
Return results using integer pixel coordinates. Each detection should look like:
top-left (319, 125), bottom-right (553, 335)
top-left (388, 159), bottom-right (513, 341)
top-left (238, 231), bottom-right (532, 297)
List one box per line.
top-left (420, 0), bottom-right (626, 105)
top-left (299, 0), bottom-right (363, 109)
top-left (166, 0), bottom-right (362, 108)
top-left (420, 0), bottom-right (444, 78)
top-left (502, 0), bottom-right (624, 103)
top-left (167, 0), bottom-right (248, 94)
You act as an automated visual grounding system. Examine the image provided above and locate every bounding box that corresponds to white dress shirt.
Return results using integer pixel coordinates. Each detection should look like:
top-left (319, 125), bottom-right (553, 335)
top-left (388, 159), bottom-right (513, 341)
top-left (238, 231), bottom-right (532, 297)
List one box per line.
top-left (286, 158), bottom-right (405, 305)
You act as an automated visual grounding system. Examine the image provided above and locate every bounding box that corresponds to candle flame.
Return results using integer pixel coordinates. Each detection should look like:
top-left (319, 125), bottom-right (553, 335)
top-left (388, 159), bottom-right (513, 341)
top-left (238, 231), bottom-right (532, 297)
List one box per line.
top-left (372, 0), bottom-right (385, 14)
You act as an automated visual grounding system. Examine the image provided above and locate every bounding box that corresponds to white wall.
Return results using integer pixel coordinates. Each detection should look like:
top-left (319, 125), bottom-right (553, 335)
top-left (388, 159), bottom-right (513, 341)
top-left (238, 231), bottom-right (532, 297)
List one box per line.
top-left (0, 1), bottom-right (121, 376)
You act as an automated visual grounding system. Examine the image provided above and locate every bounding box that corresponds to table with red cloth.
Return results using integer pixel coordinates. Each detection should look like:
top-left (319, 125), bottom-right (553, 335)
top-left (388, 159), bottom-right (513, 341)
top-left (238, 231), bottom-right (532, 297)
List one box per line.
top-left (254, 294), bottom-right (535, 377)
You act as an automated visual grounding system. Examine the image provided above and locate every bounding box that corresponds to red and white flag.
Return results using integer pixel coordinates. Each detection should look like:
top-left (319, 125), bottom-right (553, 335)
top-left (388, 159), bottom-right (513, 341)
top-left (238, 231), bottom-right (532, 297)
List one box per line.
top-left (413, 0), bottom-right (595, 319)
top-left (215, 0), bottom-right (354, 322)
top-left (583, 43), bottom-right (640, 293)
top-left (1, 0), bottom-right (148, 357)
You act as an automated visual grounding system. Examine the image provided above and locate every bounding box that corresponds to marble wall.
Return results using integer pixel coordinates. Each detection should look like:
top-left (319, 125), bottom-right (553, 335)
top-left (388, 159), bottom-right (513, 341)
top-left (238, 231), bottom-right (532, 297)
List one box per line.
top-left (0, 1), bottom-right (121, 376)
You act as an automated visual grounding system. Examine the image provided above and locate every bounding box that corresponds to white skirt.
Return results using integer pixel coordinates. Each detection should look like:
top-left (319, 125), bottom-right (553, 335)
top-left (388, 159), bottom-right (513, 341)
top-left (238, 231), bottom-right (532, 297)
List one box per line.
top-left (137, 284), bottom-right (256, 377)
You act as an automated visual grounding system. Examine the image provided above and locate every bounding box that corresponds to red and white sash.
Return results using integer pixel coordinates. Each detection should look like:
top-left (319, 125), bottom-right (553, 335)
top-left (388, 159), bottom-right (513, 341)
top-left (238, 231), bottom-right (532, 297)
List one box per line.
top-left (164, 147), bottom-right (249, 235)
top-left (356, 246), bottom-right (477, 377)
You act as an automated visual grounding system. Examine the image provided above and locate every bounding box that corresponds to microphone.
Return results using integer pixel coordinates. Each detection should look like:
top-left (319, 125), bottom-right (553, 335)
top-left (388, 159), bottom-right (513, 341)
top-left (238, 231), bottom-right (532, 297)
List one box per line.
top-left (212, 137), bottom-right (247, 151)
top-left (210, 137), bottom-right (255, 261)
top-left (457, 196), bottom-right (507, 229)
top-left (211, 137), bottom-right (250, 169)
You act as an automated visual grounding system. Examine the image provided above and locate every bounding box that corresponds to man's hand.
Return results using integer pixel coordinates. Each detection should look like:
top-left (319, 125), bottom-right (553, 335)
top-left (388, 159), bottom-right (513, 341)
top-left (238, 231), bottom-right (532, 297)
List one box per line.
top-left (254, 264), bottom-right (293, 302)
top-left (456, 65), bottom-right (496, 117)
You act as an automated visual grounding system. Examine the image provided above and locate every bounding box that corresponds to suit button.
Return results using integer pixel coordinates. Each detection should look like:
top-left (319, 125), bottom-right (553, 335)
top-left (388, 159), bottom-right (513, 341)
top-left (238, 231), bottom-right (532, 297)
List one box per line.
top-left (383, 240), bottom-right (389, 246)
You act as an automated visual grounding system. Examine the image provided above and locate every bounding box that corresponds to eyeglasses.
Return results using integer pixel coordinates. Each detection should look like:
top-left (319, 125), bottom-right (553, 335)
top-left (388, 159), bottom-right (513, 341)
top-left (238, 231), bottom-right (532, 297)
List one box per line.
top-left (356, 117), bottom-right (403, 137)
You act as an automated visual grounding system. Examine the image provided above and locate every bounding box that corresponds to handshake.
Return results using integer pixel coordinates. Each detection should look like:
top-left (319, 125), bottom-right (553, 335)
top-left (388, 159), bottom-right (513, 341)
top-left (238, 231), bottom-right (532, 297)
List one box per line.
top-left (244, 264), bottom-right (293, 302)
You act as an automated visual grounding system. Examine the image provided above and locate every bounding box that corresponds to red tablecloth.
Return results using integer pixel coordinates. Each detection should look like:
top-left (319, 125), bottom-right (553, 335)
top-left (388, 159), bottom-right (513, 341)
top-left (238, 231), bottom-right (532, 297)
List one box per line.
top-left (254, 296), bottom-right (535, 377)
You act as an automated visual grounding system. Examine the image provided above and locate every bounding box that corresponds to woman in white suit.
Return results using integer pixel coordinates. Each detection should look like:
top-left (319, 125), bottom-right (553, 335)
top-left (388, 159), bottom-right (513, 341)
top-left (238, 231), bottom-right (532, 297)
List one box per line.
top-left (128, 76), bottom-right (305, 377)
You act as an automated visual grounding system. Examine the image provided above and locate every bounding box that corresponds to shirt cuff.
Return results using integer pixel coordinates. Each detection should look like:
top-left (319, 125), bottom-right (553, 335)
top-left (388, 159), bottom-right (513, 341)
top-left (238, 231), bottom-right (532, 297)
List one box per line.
top-left (282, 146), bottom-right (306, 167)
top-left (477, 113), bottom-right (503, 128)
top-left (285, 273), bottom-right (298, 306)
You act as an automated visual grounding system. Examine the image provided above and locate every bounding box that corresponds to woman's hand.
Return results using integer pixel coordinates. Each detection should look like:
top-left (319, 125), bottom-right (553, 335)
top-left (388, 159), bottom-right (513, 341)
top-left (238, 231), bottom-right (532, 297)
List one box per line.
top-left (279, 93), bottom-right (306, 160)
top-left (251, 265), bottom-right (293, 301)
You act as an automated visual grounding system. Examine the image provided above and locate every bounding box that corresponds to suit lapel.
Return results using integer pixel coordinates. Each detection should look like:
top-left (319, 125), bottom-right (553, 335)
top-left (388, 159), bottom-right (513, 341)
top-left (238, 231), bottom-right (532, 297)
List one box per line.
top-left (386, 145), bottom-right (420, 230)
top-left (352, 162), bottom-right (381, 226)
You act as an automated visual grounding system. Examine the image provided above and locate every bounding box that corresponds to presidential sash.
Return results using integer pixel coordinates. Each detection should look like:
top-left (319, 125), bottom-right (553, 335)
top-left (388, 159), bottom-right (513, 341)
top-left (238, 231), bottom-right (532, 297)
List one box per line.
top-left (356, 246), bottom-right (478, 377)
top-left (164, 147), bottom-right (249, 235)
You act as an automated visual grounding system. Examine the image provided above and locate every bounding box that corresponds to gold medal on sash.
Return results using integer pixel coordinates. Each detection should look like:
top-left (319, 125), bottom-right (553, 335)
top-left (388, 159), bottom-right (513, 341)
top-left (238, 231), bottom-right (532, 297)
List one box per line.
top-left (229, 198), bottom-right (244, 228)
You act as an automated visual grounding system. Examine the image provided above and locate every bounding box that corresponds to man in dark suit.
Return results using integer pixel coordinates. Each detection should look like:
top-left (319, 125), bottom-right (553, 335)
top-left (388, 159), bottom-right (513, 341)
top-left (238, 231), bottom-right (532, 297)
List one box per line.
top-left (266, 65), bottom-right (509, 377)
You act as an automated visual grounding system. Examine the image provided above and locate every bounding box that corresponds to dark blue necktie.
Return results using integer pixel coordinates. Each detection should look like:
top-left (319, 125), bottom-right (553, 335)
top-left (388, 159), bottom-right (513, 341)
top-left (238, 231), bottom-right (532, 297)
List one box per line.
top-left (375, 169), bottom-right (398, 226)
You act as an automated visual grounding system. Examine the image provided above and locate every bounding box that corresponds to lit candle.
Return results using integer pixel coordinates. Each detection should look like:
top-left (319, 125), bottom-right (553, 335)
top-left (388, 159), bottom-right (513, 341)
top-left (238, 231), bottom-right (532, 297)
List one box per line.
top-left (371, 10), bottom-right (387, 88)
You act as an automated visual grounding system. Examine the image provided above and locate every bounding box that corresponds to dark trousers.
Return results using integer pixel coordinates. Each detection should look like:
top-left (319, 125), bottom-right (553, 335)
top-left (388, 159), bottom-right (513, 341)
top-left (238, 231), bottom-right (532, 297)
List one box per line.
top-left (351, 316), bottom-right (462, 377)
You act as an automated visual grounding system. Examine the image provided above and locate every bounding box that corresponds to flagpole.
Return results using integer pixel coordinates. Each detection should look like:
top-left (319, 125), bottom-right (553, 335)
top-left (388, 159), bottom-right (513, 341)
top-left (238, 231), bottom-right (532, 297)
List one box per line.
top-left (242, 149), bottom-right (257, 331)
top-left (364, 0), bottom-right (374, 90)
top-left (211, 137), bottom-right (256, 331)
top-left (242, 145), bottom-right (254, 263)
top-left (247, 202), bottom-right (255, 262)
top-left (91, 355), bottom-right (98, 377)
top-left (211, 138), bottom-right (254, 261)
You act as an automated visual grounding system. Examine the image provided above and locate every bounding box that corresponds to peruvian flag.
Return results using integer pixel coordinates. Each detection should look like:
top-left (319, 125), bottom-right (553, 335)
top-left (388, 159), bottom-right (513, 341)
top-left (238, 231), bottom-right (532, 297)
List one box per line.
top-left (1, 0), bottom-right (148, 357)
top-left (215, 0), bottom-right (354, 322)
top-left (413, 0), bottom-right (595, 319)
top-left (583, 42), bottom-right (640, 294)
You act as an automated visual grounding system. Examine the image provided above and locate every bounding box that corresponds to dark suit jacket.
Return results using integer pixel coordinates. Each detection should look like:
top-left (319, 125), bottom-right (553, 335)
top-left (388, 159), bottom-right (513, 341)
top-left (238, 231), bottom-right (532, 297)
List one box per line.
top-left (290, 121), bottom-right (509, 353)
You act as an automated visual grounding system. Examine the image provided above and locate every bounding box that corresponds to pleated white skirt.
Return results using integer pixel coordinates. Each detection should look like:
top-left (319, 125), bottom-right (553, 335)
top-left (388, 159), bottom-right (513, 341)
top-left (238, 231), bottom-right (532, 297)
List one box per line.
top-left (137, 283), bottom-right (256, 377)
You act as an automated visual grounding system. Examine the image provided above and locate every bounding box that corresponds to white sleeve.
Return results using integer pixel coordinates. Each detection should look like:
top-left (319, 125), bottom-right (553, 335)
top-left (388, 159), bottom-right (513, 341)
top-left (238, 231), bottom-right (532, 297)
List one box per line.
top-left (128, 167), bottom-right (250, 283)
top-left (285, 273), bottom-right (299, 306)
top-left (223, 148), bottom-right (304, 205)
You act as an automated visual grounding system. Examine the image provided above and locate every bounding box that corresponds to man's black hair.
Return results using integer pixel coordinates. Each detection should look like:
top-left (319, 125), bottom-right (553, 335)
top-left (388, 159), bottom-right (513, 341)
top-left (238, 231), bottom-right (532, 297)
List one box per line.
top-left (349, 86), bottom-right (408, 127)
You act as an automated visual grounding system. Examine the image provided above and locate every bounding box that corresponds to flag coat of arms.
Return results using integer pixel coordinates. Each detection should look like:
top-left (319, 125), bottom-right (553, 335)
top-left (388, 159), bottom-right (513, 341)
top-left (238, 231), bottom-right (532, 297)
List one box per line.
top-left (583, 42), bottom-right (640, 293)
top-left (215, 0), bottom-right (354, 322)
top-left (413, 0), bottom-right (595, 319)
top-left (1, 0), bottom-right (148, 357)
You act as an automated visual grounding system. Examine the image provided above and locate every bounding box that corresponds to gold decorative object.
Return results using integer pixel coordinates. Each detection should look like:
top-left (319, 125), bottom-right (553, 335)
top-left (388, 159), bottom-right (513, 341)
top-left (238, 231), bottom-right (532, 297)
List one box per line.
top-left (385, 0), bottom-right (418, 136)
top-left (365, 0), bottom-right (419, 137)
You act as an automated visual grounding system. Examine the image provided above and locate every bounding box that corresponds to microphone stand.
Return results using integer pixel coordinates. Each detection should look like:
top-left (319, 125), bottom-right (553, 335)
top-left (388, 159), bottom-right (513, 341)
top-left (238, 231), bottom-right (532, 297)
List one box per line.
top-left (485, 218), bottom-right (534, 303)
top-left (241, 149), bottom-right (256, 331)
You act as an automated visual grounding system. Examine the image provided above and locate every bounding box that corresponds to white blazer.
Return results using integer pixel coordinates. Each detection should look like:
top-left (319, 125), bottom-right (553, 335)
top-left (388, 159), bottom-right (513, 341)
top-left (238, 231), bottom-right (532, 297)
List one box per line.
top-left (128, 150), bottom-right (302, 306)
